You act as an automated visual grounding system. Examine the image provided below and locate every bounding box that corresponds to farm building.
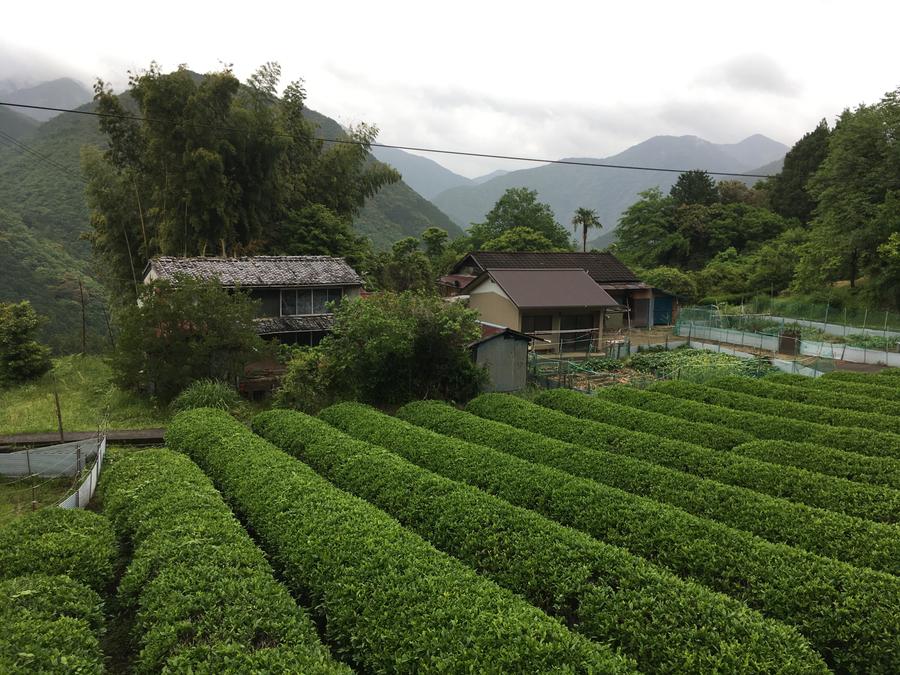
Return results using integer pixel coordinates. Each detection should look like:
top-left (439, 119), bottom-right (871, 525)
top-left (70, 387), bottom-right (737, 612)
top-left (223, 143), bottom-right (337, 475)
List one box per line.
top-left (470, 325), bottom-right (534, 392)
top-left (142, 255), bottom-right (364, 345)
top-left (445, 251), bottom-right (679, 328)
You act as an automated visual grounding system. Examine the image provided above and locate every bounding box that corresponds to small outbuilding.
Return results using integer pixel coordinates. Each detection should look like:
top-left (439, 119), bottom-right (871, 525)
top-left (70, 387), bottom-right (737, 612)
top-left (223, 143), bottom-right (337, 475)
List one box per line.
top-left (470, 326), bottom-right (534, 392)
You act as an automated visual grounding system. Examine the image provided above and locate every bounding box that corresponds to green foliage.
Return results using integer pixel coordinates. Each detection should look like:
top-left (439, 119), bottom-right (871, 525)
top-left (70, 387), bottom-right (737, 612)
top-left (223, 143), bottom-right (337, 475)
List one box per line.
top-left (571, 207), bottom-right (602, 252)
top-left (327, 395), bottom-right (899, 672)
top-left (275, 291), bottom-right (484, 408)
top-left (468, 187), bottom-right (573, 250)
top-left (365, 236), bottom-right (435, 291)
top-left (482, 226), bottom-right (562, 251)
top-left (166, 408), bottom-right (623, 672)
top-left (553, 386), bottom-right (900, 528)
top-left (0, 300), bottom-right (52, 385)
top-left (669, 170), bottom-right (718, 206)
top-left (769, 120), bottom-right (830, 224)
top-left (0, 508), bottom-right (116, 592)
top-left (272, 347), bottom-right (331, 413)
top-left (262, 405), bottom-right (825, 673)
top-left (821, 370), bottom-right (900, 395)
top-left (112, 275), bottom-right (266, 402)
top-left (99, 448), bottom-right (345, 673)
top-left (661, 377), bottom-right (900, 433)
top-left (0, 574), bottom-right (105, 675)
top-left (170, 378), bottom-right (243, 414)
top-left (636, 266), bottom-right (698, 300)
top-left (626, 347), bottom-right (774, 380)
top-left (769, 370), bottom-right (900, 403)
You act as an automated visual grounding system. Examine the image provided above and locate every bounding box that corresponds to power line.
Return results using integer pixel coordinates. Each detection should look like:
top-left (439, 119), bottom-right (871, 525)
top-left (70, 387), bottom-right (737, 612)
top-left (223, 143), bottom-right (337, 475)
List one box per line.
top-left (0, 128), bottom-right (87, 183)
top-left (0, 100), bottom-right (776, 179)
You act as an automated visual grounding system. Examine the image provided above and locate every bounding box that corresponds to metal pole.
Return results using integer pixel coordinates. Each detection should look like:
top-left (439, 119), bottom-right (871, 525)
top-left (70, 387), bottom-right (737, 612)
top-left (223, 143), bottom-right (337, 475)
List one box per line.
top-left (54, 391), bottom-right (64, 443)
top-left (862, 308), bottom-right (869, 363)
top-left (885, 311), bottom-right (890, 365)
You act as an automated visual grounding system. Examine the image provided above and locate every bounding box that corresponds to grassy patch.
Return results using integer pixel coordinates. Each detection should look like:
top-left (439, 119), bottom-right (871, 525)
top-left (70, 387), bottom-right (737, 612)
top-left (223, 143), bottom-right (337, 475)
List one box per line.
top-left (0, 476), bottom-right (72, 527)
top-left (0, 355), bottom-right (168, 435)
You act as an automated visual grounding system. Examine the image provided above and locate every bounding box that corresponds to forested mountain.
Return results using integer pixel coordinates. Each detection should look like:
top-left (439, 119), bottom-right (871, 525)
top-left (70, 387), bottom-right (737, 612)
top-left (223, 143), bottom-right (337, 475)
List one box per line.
top-left (0, 106), bottom-right (39, 139)
top-left (370, 145), bottom-right (471, 199)
top-left (432, 134), bottom-right (787, 234)
top-left (1, 78), bottom-right (92, 121)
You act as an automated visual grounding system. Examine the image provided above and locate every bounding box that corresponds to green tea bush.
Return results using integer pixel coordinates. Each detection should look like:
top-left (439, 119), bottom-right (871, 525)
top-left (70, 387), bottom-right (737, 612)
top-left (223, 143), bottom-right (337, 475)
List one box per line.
top-left (537, 388), bottom-right (900, 527)
top-left (325, 399), bottom-right (900, 673)
top-left (769, 371), bottom-right (900, 403)
top-left (609, 378), bottom-right (900, 460)
top-left (733, 440), bottom-right (900, 491)
top-left (98, 449), bottom-right (346, 674)
top-left (0, 575), bottom-right (105, 674)
top-left (0, 508), bottom-right (116, 592)
top-left (713, 374), bottom-right (900, 417)
top-left (170, 378), bottom-right (243, 414)
top-left (651, 378), bottom-right (900, 434)
top-left (165, 408), bottom-right (627, 673)
top-left (256, 407), bottom-right (826, 674)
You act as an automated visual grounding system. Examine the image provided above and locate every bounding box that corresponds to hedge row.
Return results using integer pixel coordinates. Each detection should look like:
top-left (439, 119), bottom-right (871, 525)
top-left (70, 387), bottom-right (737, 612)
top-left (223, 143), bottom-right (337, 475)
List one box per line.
top-left (600, 380), bottom-right (900, 461)
top-left (165, 408), bottom-right (626, 673)
top-left (651, 378), bottom-right (900, 435)
top-left (0, 508), bottom-right (116, 593)
top-left (819, 371), bottom-right (900, 400)
top-left (710, 374), bottom-right (900, 418)
top-left (256, 407), bottom-right (825, 674)
top-left (536, 388), bottom-right (900, 528)
top-left (733, 440), bottom-right (900, 491)
top-left (328, 400), bottom-right (900, 673)
top-left (0, 574), bottom-right (105, 674)
top-left (98, 448), bottom-right (347, 674)
top-left (768, 371), bottom-right (900, 403)
top-left (825, 370), bottom-right (900, 388)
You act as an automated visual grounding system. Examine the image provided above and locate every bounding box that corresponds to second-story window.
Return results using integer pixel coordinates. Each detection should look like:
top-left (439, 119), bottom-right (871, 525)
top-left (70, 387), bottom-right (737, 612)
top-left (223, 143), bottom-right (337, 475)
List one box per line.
top-left (281, 288), bottom-right (344, 316)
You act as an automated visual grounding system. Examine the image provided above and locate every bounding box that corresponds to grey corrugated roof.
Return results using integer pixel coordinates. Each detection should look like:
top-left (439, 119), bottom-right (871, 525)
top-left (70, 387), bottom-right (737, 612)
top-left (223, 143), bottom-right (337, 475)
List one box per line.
top-left (254, 315), bottom-right (334, 335)
top-left (147, 256), bottom-right (363, 287)
top-left (472, 268), bottom-right (621, 310)
top-left (453, 251), bottom-right (641, 284)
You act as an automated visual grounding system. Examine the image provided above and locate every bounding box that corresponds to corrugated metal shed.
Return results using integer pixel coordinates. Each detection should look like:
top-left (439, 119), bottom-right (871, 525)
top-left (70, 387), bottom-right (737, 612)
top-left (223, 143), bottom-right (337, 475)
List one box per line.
top-left (146, 256), bottom-right (364, 287)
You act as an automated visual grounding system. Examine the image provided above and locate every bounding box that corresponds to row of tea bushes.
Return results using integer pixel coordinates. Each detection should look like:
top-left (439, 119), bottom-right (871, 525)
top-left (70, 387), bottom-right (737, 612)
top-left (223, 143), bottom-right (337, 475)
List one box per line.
top-left (593, 382), bottom-right (900, 461)
top-left (651, 378), bottom-right (900, 434)
top-left (711, 375), bottom-right (900, 418)
top-left (0, 509), bottom-right (116, 674)
top-left (98, 449), bottom-right (347, 674)
top-left (535, 388), bottom-right (900, 528)
top-left (166, 408), bottom-right (627, 673)
top-left (768, 372), bottom-right (900, 403)
top-left (256, 406), bottom-right (825, 673)
top-left (327, 399), bottom-right (900, 672)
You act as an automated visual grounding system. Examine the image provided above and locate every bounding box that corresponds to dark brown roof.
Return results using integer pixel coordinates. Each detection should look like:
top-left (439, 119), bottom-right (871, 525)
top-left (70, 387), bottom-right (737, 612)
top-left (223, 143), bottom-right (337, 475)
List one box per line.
top-left (453, 251), bottom-right (640, 284)
top-left (254, 315), bottom-right (334, 335)
top-left (470, 268), bottom-right (620, 310)
top-left (146, 256), bottom-right (363, 287)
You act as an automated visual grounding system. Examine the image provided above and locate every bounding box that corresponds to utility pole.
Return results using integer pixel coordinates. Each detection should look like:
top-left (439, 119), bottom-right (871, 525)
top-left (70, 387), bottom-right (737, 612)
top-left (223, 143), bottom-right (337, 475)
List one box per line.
top-left (78, 278), bottom-right (87, 354)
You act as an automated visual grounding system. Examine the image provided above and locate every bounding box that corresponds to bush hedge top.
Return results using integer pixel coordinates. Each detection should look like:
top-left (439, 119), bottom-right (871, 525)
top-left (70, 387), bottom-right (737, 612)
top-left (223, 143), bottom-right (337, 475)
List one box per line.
top-left (0, 508), bottom-right (116, 593)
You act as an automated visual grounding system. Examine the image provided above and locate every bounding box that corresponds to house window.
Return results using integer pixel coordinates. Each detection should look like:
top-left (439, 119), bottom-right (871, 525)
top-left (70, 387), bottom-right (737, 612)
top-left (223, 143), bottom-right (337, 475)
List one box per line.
top-left (280, 288), bottom-right (344, 316)
top-left (522, 315), bottom-right (553, 335)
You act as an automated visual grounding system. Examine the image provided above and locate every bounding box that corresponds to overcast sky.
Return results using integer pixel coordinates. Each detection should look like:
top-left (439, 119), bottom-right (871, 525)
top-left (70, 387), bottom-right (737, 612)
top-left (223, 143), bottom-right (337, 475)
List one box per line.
top-left (2, 0), bottom-right (897, 177)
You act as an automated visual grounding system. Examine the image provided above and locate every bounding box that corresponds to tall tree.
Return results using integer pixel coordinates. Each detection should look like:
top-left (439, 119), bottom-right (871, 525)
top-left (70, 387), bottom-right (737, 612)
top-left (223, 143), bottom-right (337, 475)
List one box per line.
top-left (769, 120), bottom-right (830, 224)
top-left (571, 207), bottom-right (602, 252)
top-left (670, 170), bottom-right (719, 206)
top-left (468, 188), bottom-right (572, 250)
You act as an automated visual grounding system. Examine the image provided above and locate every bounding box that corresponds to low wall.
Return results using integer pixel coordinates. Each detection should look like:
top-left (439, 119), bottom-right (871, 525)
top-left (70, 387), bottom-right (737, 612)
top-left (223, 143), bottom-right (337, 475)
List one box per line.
top-left (768, 315), bottom-right (900, 339)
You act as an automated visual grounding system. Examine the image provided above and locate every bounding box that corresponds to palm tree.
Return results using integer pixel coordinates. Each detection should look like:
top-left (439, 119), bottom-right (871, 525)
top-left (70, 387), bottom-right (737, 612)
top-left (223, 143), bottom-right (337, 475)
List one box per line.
top-left (571, 207), bottom-right (602, 252)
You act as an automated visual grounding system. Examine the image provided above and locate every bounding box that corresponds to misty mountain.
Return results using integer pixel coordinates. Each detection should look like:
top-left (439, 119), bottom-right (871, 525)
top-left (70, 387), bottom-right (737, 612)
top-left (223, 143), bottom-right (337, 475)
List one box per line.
top-left (472, 169), bottom-right (509, 184)
top-left (370, 145), bottom-right (471, 199)
top-left (431, 134), bottom-right (787, 236)
top-left (2, 77), bottom-right (93, 121)
top-left (0, 105), bottom-right (39, 140)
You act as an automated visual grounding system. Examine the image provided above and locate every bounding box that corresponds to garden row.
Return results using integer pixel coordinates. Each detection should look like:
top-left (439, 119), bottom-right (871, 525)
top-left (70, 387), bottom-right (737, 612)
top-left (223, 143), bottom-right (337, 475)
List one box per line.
top-left (0, 508), bottom-right (116, 673)
top-left (323, 400), bottom-right (900, 672)
top-left (530, 388), bottom-right (900, 530)
top-left (253, 407), bottom-right (826, 673)
top-left (98, 448), bottom-right (346, 673)
top-left (166, 408), bottom-right (629, 673)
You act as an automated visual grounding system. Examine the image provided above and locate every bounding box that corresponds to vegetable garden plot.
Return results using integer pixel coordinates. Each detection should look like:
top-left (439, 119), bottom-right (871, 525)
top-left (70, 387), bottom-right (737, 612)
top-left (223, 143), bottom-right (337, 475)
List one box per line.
top-left (99, 449), bottom-right (347, 674)
top-left (325, 400), bottom-right (900, 673)
top-left (650, 378), bottom-right (900, 434)
top-left (166, 408), bottom-right (627, 674)
top-left (255, 407), bottom-right (826, 674)
top-left (533, 388), bottom-right (900, 527)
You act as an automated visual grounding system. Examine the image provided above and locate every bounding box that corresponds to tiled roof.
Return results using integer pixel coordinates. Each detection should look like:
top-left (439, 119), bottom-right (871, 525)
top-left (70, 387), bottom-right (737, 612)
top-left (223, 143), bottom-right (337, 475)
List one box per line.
top-left (254, 315), bottom-right (334, 335)
top-left (472, 268), bottom-right (621, 310)
top-left (453, 251), bottom-right (640, 284)
top-left (146, 256), bottom-right (363, 287)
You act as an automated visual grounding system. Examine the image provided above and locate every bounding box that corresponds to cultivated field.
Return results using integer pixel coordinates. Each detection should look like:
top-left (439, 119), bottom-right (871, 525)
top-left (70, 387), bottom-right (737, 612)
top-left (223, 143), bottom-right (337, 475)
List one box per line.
top-left (3, 369), bottom-right (900, 672)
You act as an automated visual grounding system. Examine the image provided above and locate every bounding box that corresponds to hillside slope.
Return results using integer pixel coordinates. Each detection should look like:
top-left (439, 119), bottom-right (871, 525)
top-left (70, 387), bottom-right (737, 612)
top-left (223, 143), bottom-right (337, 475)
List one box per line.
top-left (370, 145), bottom-right (471, 199)
top-left (0, 106), bottom-right (39, 140)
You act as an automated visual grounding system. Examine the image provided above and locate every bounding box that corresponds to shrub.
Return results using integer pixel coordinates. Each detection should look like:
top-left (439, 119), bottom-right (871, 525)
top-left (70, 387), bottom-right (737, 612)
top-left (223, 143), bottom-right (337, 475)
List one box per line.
top-left (0, 301), bottom-right (52, 386)
top-left (616, 378), bottom-right (900, 460)
top-left (99, 448), bottom-right (344, 674)
top-left (170, 378), bottom-right (243, 414)
top-left (255, 407), bottom-right (826, 673)
top-left (770, 371), bottom-right (900, 402)
top-left (324, 399), bottom-right (900, 673)
top-left (165, 408), bottom-right (626, 673)
top-left (272, 347), bottom-right (333, 413)
top-left (0, 508), bottom-right (116, 592)
top-left (0, 575), bottom-right (105, 674)
top-left (626, 347), bottom-right (774, 380)
top-left (716, 373), bottom-right (900, 417)
top-left (733, 440), bottom-right (900, 491)
top-left (537, 388), bottom-right (900, 527)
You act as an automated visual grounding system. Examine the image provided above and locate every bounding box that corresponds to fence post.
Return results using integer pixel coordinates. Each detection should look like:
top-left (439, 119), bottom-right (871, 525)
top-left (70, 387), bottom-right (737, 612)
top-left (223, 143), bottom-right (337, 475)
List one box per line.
top-left (54, 391), bottom-right (64, 443)
top-left (862, 308), bottom-right (869, 363)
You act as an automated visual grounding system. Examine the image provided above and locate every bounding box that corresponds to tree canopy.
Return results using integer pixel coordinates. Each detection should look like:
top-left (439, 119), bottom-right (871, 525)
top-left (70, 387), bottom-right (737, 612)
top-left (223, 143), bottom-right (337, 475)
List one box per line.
top-left (468, 188), bottom-right (572, 251)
